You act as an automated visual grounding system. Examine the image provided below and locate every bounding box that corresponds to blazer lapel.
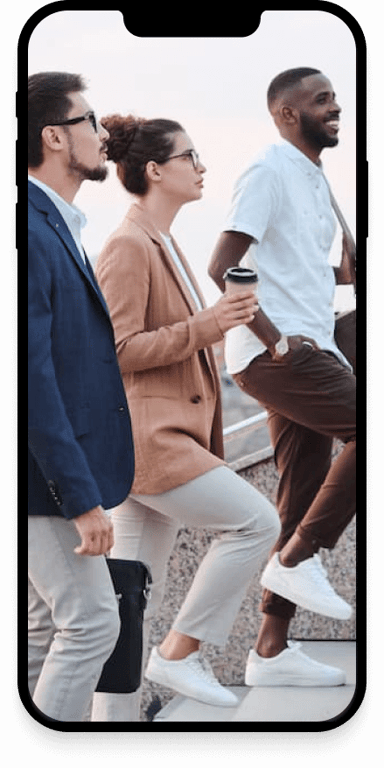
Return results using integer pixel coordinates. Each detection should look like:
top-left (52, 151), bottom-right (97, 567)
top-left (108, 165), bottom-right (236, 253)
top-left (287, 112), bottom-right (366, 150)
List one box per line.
top-left (125, 204), bottom-right (220, 386)
top-left (29, 182), bottom-right (110, 316)
top-left (49, 210), bottom-right (110, 316)
top-left (127, 204), bottom-right (206, 314)
top-left (158, 234), bottom-right (221, 389)
top-left (159, 235), bottom-right (207, 314)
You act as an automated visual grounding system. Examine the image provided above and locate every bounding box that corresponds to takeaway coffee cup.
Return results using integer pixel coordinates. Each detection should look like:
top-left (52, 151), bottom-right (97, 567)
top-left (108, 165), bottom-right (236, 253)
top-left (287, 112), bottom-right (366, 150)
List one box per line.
top-left (224, 267), bottom-right (258, 294)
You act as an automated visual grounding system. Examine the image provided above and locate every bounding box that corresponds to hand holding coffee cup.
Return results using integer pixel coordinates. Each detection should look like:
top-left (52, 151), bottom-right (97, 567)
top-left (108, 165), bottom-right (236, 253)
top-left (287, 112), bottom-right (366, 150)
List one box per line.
top-left (213, 267), bottom-right (258, 334)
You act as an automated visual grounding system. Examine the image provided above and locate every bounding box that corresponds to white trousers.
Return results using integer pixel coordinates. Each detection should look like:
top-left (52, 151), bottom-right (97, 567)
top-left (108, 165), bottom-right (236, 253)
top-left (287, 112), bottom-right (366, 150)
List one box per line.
top-left (92, 466), bottom-right (280, 721)
top-left (28, 515), bottom-right (120, 722)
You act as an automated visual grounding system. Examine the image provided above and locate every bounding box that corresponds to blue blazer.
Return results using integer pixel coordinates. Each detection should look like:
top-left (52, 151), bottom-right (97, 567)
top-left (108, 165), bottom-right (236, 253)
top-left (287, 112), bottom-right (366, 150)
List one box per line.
top-left (28, 181), bottom-right (134, 519)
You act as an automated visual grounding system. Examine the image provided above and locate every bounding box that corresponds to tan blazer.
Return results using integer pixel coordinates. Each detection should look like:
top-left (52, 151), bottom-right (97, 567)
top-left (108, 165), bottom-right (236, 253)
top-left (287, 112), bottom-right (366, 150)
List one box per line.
top-left (96, 203), bottom-right (226, 494)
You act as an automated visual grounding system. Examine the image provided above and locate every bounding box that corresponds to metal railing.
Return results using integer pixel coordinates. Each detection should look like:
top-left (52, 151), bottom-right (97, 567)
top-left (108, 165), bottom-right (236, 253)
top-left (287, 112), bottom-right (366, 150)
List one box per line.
top-left (223, 410), bottom-right (273, 472)
top-left (223, 411), bottom-right (267, 440)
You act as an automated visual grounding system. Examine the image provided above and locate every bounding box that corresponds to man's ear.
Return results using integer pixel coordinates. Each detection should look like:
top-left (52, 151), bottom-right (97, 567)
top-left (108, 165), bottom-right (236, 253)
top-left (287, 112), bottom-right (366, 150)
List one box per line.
top-left (280, 105), bottom-right (299, 126)
top-left (40, 125), bottom-right (66, 153)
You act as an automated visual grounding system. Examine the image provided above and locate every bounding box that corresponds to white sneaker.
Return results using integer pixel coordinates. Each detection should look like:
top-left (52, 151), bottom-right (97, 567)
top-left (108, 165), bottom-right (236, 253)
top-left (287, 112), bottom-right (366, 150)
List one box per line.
top-left (245, 642), bottom-right (346, 687)
top-left (260, 553), bottom-right (352, 620)
top-left (145, 647), bottom-right (239, 707)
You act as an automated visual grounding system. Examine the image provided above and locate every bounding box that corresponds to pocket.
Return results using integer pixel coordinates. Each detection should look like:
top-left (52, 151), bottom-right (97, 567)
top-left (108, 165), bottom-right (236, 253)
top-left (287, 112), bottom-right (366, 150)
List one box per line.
top-left (288, 343), bottom-right (315, 366)
top-left (66, 405), bottom-right (91, 437)
top-left (130, 361), bottom-right (192, 400)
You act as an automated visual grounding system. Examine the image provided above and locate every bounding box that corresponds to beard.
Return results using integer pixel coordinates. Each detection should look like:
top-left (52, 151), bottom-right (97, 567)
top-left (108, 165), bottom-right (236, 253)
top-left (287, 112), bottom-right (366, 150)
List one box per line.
top-left (300, 111), bottom-right (339, 150)
top-left (65, 131), bottom-right (108, 182)
top-left (68, 152), bottom-right (108, 182)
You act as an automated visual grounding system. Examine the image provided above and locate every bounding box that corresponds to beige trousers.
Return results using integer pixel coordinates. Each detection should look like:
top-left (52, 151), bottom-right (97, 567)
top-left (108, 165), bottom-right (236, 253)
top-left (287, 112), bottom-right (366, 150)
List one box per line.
top-left (28, 515), bottom-right (120, 722)
top-left (92, 465), bottom-right (280, 721)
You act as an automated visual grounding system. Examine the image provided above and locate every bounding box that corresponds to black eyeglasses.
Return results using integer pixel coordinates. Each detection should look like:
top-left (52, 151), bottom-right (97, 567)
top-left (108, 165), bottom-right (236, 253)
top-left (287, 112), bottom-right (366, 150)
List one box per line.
top-left (47, 111), bottom-right (98, 133)
top-left (164, 149), bottom-right (200, 170)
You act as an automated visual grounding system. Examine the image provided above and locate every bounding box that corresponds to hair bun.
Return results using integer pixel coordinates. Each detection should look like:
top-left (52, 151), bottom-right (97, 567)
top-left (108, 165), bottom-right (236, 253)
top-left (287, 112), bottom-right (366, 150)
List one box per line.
top-left (101, 114), bottom-right (142, 163)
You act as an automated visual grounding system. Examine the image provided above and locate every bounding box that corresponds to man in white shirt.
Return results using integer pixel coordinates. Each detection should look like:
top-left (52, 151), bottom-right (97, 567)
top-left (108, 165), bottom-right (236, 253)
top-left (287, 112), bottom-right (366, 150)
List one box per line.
top-left (209, 68), bottom-right (356, 687)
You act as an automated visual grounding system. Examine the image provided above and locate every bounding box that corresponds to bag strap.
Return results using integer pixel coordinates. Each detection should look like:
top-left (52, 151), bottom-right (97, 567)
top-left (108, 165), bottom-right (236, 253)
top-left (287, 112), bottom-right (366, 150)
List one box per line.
top-left (323, 175), bottom-right (357, 294)
top-left (327, 186), bottom-right (356, 260)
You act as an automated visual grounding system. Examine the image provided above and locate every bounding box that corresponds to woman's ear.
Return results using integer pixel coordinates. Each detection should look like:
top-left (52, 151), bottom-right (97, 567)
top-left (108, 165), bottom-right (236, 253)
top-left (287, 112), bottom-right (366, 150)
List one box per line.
top-left (145, 160), bottom-right (162, 183)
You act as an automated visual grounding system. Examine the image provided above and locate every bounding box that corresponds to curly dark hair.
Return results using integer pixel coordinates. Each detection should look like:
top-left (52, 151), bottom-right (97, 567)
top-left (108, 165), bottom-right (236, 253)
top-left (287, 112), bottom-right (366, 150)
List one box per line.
top-left (101, 114), bottom-right (184, 196)
top-left (28, 72), bottom-right (86, 168)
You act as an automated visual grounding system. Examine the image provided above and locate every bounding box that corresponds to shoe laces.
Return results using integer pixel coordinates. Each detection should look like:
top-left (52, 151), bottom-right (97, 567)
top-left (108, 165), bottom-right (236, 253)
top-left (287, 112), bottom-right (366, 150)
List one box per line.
top-left (310, 555), bottom-right (337, 595)
top-left (189, 654), bottom-right (221, 687)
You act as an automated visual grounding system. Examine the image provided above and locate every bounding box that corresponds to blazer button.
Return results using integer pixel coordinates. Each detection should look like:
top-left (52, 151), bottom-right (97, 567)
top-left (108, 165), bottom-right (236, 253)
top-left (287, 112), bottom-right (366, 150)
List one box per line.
top-left (190, 395), bottom-right (202, 404)
top-left (48, 481), bottom-right (63, 506)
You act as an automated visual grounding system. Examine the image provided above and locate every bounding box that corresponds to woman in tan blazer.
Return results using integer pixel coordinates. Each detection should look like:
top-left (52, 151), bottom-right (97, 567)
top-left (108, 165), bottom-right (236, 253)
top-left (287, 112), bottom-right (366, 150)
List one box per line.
top-left (92, 115), bottom-right (280, 721)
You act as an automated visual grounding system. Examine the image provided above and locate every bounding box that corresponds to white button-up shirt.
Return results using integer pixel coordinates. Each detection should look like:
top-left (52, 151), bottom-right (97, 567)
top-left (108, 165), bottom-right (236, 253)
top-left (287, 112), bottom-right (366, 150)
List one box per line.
top-left (28, 176), bottom-right (87, 263)
top-left (223, 140), bottom-right (350, 373)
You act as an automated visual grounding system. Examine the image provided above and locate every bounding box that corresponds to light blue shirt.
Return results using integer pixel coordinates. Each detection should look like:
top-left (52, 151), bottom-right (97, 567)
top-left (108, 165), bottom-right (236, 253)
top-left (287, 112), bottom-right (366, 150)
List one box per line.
top-left (223, 140), bottom-right (350, 373)
top-left (28, 176), bottom-right (87, 263)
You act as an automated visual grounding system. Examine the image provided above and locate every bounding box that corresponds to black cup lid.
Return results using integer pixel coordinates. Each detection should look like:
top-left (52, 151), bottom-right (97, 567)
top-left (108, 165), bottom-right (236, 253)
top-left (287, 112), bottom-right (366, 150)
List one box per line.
top-left (224, 267), bottom-right (258, 283)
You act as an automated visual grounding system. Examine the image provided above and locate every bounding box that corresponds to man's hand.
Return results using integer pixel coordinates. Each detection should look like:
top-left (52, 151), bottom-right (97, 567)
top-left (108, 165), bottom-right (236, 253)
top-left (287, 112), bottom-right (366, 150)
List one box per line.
top-left (73, 505), bottom-right (114, 556)
top-left (270, 335), bottom-right (319, 362)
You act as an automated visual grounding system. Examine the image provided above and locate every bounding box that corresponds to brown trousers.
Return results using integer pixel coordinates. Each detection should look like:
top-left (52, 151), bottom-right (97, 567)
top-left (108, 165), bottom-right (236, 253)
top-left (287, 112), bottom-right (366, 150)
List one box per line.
top-left (233, 344), bottom-right (356, 620)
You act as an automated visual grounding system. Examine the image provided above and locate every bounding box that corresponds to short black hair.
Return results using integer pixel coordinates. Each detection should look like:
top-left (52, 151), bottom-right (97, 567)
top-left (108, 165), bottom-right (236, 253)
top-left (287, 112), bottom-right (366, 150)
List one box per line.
top-left (28, 72), bottom-right (86, 168)
top-left (267, 67), bottom-right (321, 110)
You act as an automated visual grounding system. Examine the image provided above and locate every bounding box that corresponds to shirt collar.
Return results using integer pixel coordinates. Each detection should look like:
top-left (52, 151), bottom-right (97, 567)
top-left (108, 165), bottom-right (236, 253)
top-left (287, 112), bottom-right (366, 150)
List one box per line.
top-left (28, 175), bottom-right (87, 233)
top-left (279, 139), bottom-right (323, 179)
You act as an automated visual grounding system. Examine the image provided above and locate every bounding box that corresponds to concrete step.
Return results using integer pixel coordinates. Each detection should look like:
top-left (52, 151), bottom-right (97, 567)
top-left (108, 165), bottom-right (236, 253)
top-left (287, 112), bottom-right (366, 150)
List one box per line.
top-left (153, 641), bottom-right (357, 723)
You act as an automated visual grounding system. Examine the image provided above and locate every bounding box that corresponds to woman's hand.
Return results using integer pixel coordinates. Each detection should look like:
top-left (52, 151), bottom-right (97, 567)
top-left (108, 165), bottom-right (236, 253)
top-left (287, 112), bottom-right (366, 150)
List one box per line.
top-left (213, 290), bottom-right (258, 334)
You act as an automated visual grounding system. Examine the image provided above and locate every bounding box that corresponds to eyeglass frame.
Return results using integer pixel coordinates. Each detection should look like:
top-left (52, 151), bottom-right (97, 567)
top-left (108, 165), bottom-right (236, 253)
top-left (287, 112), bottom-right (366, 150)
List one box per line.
top-left (161, 149), bottom-right (201, 171)
top-left (45, 111), bottom-right (99, 133)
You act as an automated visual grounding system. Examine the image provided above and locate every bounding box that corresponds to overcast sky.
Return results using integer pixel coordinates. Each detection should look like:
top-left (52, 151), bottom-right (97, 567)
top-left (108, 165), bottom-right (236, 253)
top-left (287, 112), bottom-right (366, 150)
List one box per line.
top-left (27, 8), bottom-right (359, 309)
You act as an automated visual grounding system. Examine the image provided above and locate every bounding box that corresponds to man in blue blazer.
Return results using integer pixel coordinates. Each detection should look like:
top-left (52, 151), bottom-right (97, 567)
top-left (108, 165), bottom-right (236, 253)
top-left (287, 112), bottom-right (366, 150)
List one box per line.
top-left (27, 72), bottom-right (134, 722)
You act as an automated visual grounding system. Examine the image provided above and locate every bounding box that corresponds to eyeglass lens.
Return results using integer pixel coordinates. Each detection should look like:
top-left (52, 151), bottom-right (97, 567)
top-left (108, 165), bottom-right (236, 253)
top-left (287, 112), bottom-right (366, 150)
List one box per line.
top-left (88, 113), bottom-right (98, 132)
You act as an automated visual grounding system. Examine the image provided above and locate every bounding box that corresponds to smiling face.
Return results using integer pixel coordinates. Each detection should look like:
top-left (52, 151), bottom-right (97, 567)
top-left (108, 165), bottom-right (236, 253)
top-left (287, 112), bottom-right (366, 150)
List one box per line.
top-left (273, 73), bottom-right (341, 161)
top-left (295, 74), bottom-right (341, 150)
top-left (62, 91), bottom-right (110, 182)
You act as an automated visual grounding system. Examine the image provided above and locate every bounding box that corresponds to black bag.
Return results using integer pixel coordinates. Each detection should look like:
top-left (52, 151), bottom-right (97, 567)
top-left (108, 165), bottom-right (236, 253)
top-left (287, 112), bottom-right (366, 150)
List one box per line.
top-left (335, 309), bottom-right (356, 374)
top-left (96, 559), bottom-right (152, 694)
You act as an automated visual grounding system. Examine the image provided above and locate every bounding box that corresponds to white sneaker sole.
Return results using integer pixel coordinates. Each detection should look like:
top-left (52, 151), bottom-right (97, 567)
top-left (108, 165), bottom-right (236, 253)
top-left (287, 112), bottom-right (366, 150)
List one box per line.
top-left (145, 667), bottom-right (238, 708)
top-left (261, 570), bottom-right (352, 620)
top-left (245, 670), bottom-right (346, 687)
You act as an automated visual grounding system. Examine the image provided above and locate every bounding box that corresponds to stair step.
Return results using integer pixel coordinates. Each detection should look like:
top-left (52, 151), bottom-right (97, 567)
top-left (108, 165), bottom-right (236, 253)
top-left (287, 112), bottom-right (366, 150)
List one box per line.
top-left (153, 641), bottom-right (357, 723)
